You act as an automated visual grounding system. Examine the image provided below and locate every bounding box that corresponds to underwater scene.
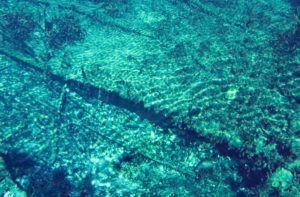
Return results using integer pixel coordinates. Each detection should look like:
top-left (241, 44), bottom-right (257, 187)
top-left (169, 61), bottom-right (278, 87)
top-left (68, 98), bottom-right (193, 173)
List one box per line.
top-left (0, 0), bottom-right (299, 196)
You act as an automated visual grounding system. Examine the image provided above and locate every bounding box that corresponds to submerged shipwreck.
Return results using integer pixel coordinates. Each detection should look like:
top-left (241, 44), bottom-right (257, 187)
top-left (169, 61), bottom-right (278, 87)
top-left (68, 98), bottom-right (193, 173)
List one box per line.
top-left (0, 0), bottom-right (299, 196)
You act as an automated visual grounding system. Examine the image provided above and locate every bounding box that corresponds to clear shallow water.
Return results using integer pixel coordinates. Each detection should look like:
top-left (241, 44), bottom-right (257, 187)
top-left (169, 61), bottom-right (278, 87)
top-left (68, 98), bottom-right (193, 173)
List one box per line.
top-left (0, 0), bottom-right (299, 196)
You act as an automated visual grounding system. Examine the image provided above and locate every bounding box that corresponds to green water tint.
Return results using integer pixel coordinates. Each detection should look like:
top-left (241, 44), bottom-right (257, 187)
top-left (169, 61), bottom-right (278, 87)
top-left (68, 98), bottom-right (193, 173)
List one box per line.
top-left (0, 0), bottom-right (299, 196)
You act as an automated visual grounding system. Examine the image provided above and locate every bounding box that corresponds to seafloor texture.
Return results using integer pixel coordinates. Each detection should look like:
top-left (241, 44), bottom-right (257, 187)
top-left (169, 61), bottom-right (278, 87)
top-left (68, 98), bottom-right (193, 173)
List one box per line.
top-left (0, 0), bottom-right (299, 196)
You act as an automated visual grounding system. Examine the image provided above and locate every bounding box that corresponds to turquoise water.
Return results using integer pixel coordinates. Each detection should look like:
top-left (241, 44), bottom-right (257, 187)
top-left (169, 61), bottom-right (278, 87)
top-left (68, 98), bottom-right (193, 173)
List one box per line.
top-left (0, 0), bottom-right (299, 196)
